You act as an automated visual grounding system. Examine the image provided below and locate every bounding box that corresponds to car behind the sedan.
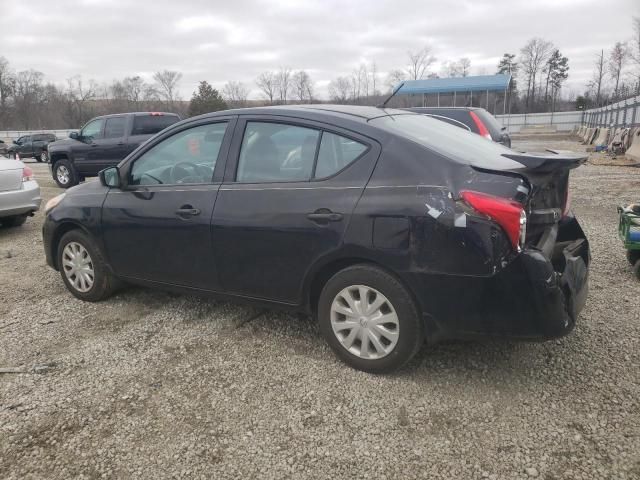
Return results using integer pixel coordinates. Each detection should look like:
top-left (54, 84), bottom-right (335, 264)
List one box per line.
top-left (42, 105), bottom-right (589, 372)
top-left (0, 158), bottom-right (41, 227)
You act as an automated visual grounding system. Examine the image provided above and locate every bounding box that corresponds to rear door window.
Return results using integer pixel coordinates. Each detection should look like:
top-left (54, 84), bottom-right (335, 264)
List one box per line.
top-left (131, 115), bottom-right (180, 136)
top-left (236, 122), bottom-right (320, 182)
top-left (104, 117), bottom-right (127, 139)
top-left (314, 132), bottom-right (367, 179)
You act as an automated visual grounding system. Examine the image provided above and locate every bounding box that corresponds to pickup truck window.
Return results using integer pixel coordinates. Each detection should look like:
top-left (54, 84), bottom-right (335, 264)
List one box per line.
top-left (131, 115), bottom-right (180, 136)
top-left (104, 117), bottom-right (126, 139)
top-left (81, 119), bottom-right (104, 141)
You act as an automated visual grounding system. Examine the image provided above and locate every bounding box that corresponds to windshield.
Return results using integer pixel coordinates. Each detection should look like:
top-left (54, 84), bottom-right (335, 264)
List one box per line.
top-left (370, 114), bottom-right (523, 170)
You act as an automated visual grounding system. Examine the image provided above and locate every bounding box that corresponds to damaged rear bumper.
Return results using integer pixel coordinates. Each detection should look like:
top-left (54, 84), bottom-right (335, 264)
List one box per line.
top-left (408, 215), bottom-right (590, 340)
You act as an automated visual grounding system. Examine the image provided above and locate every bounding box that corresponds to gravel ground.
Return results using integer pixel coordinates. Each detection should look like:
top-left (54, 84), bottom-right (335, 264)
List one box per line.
top-left (1, 138), bottom-right (639, 480)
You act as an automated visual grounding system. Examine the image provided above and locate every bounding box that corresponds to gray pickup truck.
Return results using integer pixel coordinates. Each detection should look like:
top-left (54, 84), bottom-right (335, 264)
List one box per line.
top-left (48, 112), bottom-right (180, 188)
top-left (7, 133), bottom-right (57, 162)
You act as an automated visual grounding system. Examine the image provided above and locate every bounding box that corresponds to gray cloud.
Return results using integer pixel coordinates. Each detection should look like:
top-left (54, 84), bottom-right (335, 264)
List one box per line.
top-left (0, 0), bottom-right (637, 99)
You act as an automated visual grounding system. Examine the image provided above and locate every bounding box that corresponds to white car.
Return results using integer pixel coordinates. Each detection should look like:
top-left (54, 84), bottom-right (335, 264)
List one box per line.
top-left (0, 158), bottom-right (41, 227)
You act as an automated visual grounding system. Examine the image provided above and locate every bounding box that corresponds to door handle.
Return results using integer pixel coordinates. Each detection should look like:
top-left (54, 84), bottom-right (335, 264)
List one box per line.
top-left (91, 143), bottom-right (98, 147)
top-left (307, 212), bottom-right (343, 222)
top-left (175, 207), bottom-right (201, 217)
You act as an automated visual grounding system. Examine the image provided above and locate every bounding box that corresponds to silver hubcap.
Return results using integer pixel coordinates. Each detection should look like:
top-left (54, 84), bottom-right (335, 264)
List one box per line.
top-left (57, 165), bottom-right (69, 184)
top-left (62, 242), bottom-right (94, 292)
top-left (330, 285), bottom-right (399, 360)
top-left (41, 152), bottom-right (47, 162)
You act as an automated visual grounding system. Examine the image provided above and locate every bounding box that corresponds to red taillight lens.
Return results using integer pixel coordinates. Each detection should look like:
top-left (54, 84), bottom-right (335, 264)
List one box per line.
top-left (469, 111), bottom-right (492, 140)
top-left (460, 190), bottom-right (527, 251)
top-left (22, 166), bottom-right (33, 182)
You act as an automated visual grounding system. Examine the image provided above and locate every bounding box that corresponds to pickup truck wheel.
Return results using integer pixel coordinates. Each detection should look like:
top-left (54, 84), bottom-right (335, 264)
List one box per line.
top-left (8, 152), bottom-right (16, 160)
top-left (317, 264), bottom-right (424, 373)
top-left (1, 215), bottom-right (27, 227)
top-left (57, 230), bottom-right (119, 301)
top-left (38, 151), bottom-right (48, 163)
top-left (53, 160), bottom-right (78, 188)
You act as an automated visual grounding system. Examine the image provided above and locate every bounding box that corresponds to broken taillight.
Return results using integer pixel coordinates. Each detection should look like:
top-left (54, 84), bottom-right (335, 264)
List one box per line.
top-left (460, 190), bottom-right (527, 252)
top-left (469, 111), bottom-right (492, 140)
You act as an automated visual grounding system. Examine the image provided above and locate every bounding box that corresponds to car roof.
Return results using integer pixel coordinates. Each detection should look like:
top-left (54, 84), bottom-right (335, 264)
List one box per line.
top-left (193, 104), bottom-right (413, 123)
top-left (94, 112), bottom-right (179, 120)
top-left (406, 107), bottom-right (484, 112)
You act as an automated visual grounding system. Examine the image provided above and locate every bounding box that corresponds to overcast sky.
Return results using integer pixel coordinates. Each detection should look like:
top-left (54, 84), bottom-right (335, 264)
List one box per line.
top-left (1, 0), bottom-right (637, 99)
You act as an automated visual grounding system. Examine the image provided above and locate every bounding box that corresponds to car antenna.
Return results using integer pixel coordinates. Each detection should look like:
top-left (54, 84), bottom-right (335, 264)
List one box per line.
top-left (377, 82), bottom-right (405, 108)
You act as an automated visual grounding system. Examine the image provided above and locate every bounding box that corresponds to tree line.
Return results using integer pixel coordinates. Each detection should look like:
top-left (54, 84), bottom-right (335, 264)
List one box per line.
top-left (1, 19), bottom-right (639, 130)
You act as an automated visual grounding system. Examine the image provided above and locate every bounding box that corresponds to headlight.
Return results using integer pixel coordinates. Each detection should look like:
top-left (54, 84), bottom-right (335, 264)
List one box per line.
top-left (45, 193), bottom-right (65, 212)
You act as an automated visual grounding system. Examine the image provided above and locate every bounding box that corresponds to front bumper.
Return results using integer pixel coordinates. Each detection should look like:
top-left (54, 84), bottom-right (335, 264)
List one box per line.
top-left (0, 180), bottom-right (41, 218)
top-left (409, 215), bottom-right (589, 340)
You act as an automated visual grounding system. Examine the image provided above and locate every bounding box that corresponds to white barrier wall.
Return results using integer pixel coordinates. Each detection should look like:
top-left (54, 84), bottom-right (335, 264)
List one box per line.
top-left (0, 129), bottom-right (76, 142)
top-left (495, 111), bottom-right (583, 133)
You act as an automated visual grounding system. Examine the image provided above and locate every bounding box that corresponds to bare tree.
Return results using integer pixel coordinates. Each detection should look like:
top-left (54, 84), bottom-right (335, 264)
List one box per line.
top-left (0, 57), bottom-right (15, 127)
top-left (277, 67), bottom-right (292, 104)
top-left (328, 76), bottom-right (351, 103)
top-left (608, 42), bottom-right (629, 97)
top-left (291, 70), bottom-right (313, 103)
top-left (222, 81), bottom-right (249, 107)
top-left (385, 69), bottom-right (406, 91)
top-left (459, 58), bottom-right (471, 77)
top-left (589, 49), bottom-right (607, 106)
top-left (123, 76), bottom-right (145, 103)
top-left (443, 61), bottom-right (461, 77)
top-left (370, 61), bottom-right (379, 97)
top-left (153, 70), bottom-right (182, 107)
top-left (65, 75), bottom-right (98, 127)
top-left (256, 71), bottom-right (278, 105)
top-left (13, 70), bottom-right (45, 129)
top-left (405, 47), bottom-right (436, 80)
top-left (519, 37), bottom-right (554, 109)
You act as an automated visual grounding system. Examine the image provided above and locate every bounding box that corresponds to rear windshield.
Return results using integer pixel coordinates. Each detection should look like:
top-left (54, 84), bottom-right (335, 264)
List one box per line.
top-left (473, 109), bottom-right (505, 138)
top-left (131, 114), bottom-right (180, 136)
top-left (370, 114), bottom-right (522, 170)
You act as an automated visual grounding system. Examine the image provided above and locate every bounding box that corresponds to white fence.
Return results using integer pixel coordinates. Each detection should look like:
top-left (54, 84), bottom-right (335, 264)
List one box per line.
top-left (495, 111), bottom-right (583, 133)
top-left (495, 95), bottom-right (640, 134)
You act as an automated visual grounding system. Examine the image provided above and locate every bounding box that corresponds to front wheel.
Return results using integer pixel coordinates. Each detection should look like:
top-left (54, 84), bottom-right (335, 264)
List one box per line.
top-left (53, 160), bottom-right (78, 188)
top-left (57, 230), bottom-right (119, 301)
top-left (317, 264), bottom-right (424, 373)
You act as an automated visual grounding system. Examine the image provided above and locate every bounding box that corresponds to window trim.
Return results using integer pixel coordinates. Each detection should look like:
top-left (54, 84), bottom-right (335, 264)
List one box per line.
top-left (122, 117), bottom-right (235, 189)
top-left (229, 117), bottom-right (372, 185)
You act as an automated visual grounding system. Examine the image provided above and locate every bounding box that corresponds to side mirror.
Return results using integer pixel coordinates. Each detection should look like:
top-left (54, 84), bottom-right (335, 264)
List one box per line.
top-left (13, 140), bottom-right (19, 145)
top-left (69, 132), bottom-right (79, 140)
top-left (99, 166), bottom-right (121, 188)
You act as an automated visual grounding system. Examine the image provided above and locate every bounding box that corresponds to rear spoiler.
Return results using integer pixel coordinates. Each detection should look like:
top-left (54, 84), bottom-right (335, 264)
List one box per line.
top-left (501, 149), bottom-right (587, 173)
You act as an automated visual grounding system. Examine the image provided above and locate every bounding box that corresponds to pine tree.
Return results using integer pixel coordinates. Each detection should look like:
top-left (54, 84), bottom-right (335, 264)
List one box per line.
top-left (188, 81), bottom-right (227, 117)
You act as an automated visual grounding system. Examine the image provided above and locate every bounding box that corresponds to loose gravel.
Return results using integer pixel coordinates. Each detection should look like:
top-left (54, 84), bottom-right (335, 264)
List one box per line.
top-left (1, 138), bottom-right (639, 479)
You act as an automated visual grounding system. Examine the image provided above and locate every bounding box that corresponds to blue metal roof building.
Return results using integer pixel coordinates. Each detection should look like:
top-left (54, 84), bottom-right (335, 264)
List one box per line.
top-left (395, 74), bottom-right (511, 94)
top-left (387, 74), bottom-right (512, 112)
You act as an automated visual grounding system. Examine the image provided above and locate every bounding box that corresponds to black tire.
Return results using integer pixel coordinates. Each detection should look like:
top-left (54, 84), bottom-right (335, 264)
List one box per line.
top-left (53, 159), bottom-right (79, 188)
top-left (626, 250), bottom-right (640, 266)
top-left (633, 260), bottom-right (640, 281)
top-left (317, 264), bottom-right (424, 373)
top-left (8, 152), bottom-right (16, 160)
top-left (1, 215), bottom-right (27, 227)
top-left (57, 229), bottom-right (119, 301)
top-left (38, 150), bottom-right (47, 163)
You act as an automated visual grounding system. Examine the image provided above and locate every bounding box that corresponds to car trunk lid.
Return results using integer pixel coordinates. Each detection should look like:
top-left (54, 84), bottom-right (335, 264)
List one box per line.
top-left (0, 159), bottom-right (24, 192)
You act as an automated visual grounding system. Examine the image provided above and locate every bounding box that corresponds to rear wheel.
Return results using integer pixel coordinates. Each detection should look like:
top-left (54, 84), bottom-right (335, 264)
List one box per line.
top-left (1, 215), bottom-right (27, 227)
top-left (53, 159), bottom-right (78, 188)
top-left (317, 264), bottom-right (424, 373)
top-left (38, 151), bottom-right (48, 163)
top-left (57, 230), bottom-right (119, 301)
top-left (8, 152), bottom-right (16, 160)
